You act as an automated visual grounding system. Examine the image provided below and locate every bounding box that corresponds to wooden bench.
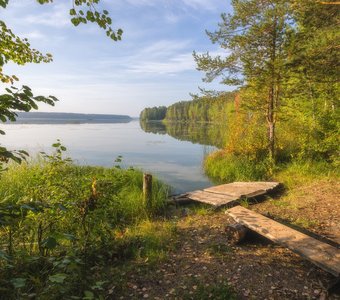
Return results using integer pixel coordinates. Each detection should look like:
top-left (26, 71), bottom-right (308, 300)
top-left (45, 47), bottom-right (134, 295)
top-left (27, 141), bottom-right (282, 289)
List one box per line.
top-left (227, 206), bottom-right (340, 277)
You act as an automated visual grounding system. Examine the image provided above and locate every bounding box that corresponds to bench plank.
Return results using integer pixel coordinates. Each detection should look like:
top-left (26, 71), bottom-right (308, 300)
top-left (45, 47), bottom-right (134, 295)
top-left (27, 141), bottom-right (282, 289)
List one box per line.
top-left (204, 181), bottom-right (280, 197)
top-left (186, 190), bottom-right (239, 206)
top-left (227, 206), bottom-right (340, 277)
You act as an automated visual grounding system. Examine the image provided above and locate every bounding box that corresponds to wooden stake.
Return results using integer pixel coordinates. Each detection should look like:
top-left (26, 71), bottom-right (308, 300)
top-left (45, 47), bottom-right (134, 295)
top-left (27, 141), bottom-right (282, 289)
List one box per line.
top-left (143, 173), bottom-right (152, 206)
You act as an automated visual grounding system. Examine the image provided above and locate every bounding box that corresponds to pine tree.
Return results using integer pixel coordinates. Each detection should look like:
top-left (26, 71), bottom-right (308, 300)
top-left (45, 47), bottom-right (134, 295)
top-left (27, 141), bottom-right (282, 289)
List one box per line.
top-left (194, 0), bottom-right (293, 161)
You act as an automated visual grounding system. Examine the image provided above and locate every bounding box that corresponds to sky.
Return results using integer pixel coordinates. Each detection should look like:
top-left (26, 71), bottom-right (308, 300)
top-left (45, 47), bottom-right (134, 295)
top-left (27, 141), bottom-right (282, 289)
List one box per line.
top-left (2, 0), bottom-right (232, 117)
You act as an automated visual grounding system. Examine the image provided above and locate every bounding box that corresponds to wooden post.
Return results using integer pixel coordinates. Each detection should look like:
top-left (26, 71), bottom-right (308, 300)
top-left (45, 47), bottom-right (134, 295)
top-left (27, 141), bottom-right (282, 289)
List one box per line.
top-left (143, 173), bottom-right (152, 207)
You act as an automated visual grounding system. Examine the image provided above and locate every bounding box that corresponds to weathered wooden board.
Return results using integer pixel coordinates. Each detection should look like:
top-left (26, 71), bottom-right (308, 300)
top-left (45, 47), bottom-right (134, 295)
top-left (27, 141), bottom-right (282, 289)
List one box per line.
top-left (185, 190), bottom-right (239, 206)
top-left (204, 181), bottom-right (280, 197)
top-left (227, 206), bottom-right (340, 277)
top-left (173, 181), bottom-right (280, 207)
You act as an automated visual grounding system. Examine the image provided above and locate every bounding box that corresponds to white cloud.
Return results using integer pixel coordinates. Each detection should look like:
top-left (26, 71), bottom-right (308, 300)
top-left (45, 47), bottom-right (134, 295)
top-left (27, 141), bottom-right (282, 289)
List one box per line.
top-left (139, 40), bottom-right (191, 57)
top-left (20, 30), bottom-right (46, 40)
top-left (125, 0), bottom-right (159, 7)
top-left (164, 13), bottom-right (181, 24)
top-left (128, 53), bottom-right (195, 74)
top-left (23, 3), bottom-right (70, 28)
top-left (182, 0), bottom-right (219, 11)
top-left (94, 39), bottom-right (195, 75)
top-left (110, 0), bottom-right (220, 11)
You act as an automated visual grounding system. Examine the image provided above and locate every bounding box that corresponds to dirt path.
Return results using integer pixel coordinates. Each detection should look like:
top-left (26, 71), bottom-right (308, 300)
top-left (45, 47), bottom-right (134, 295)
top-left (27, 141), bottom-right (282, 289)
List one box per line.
top-left (114, 209), bottom-right (339, 299)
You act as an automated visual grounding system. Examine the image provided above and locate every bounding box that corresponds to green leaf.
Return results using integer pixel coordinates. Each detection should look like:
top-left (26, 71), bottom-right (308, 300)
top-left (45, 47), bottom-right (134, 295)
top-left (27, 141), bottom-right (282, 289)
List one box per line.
top-left (48, 273), bottom-right (67, 284)
top-left (70, 8), bottom-right (76, 16)
top-left (11, 277), bottom-right (26, 289)
top-left (18, 150), bottom-right (29, 156)
top-left (0, 250), bottom-right (10, 261)
top-left (71, 17), bottom-right (80, 26)
top-left (83, 291), bottom-right (94, 299)
top-left (42, 236), bottom-right (57, 249)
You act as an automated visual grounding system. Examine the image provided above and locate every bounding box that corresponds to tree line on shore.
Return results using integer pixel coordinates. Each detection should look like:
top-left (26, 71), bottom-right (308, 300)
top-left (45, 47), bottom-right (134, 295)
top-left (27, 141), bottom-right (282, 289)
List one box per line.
top-left (140, 92), bottom-right (235, 123)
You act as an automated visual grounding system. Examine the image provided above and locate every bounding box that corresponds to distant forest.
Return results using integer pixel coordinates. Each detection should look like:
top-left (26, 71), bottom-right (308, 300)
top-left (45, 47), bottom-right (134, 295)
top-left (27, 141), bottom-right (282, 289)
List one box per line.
top-left (140, 106), bottom-right (167, 121)
top-left (140, 92), bottom-right (235, 123)
top-left (9, 112), bottom-right (132, 124)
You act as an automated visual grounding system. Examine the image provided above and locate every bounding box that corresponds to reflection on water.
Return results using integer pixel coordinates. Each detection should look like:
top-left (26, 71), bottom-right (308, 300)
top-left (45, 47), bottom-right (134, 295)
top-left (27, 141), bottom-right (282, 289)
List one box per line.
top-left (140, 120), bottom-right (227, 148)
top-left (1, 120), bottom-right (220, 193)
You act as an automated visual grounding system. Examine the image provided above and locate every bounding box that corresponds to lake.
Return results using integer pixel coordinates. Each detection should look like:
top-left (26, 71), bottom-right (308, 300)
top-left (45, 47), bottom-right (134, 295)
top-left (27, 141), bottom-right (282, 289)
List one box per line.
top-left (1, 120), bottom-right (226, 193)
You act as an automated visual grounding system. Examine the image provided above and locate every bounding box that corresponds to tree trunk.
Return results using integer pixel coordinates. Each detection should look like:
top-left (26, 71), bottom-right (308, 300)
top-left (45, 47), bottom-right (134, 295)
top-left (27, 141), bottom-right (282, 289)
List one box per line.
top-left (267, 17), bottom-right (278, 163)
top-left (268, 119), bottom-right (275, 162)
top-left (267, 87), bottom-right (275, 162)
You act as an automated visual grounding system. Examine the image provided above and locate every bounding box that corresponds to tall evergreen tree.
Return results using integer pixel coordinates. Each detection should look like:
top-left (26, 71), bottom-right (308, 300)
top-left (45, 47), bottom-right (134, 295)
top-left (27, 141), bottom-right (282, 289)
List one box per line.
top-left (194, 0), bottom-right (293, 161)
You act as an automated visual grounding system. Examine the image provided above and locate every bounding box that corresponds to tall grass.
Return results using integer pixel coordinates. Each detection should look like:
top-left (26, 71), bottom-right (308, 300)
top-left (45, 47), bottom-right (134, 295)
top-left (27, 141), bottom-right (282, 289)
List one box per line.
top-left (0, 156), bottom-right (171, 298)
top-left (204, 149), bottom-right (339, 188)
top-left (204, 150), bottom-right (270, 183)
top-left (0, 160), bottom-right (170, 251)
top-left (274, 160), bottom-right (339, 189)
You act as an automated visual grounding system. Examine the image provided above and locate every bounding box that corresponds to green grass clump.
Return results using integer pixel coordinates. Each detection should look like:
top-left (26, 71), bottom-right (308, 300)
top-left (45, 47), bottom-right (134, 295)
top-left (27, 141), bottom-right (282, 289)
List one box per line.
top-left (114, 220), bottom-right (177, 264)
top-left (204, 149), bottom-right (339, 186)
top-left (274, 160), bottom-right (339, 189)
top-left (204, 150), bottom-right (270, 183)
top-left (0, 147), bottom-right (171, 299)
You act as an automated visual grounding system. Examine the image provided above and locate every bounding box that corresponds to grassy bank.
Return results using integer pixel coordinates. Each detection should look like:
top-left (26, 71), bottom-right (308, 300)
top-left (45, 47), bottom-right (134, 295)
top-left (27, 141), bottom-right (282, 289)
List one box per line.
top-left (0, 146), bottom-right (173, 299)
top-left (204, 149), bottom-right (339, 185)
top-left (204, 151), bottom-right (270, 183)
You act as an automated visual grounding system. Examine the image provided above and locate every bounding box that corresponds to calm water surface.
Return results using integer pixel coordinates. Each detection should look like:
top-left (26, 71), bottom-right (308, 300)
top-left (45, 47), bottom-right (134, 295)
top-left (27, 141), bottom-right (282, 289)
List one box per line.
top-left (2, 120), bottom-right (219, 193)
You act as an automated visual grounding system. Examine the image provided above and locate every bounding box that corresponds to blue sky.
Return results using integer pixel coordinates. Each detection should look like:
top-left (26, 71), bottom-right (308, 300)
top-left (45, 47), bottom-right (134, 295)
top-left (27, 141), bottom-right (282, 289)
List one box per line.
top-left (3, 0), bottom-right (232, 117)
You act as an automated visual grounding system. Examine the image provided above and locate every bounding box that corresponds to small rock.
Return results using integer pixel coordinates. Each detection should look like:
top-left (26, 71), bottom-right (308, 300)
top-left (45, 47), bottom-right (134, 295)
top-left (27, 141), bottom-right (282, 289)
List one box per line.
top-left (143, 294), bottom-right (149, 298)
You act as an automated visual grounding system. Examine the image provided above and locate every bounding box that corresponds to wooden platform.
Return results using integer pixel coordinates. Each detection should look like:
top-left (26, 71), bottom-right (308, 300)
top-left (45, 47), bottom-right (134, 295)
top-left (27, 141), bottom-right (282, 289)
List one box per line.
top-left (173, 181), bottom-right (280, 207)
top-left (227, 206), bottom-right (340, 277)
